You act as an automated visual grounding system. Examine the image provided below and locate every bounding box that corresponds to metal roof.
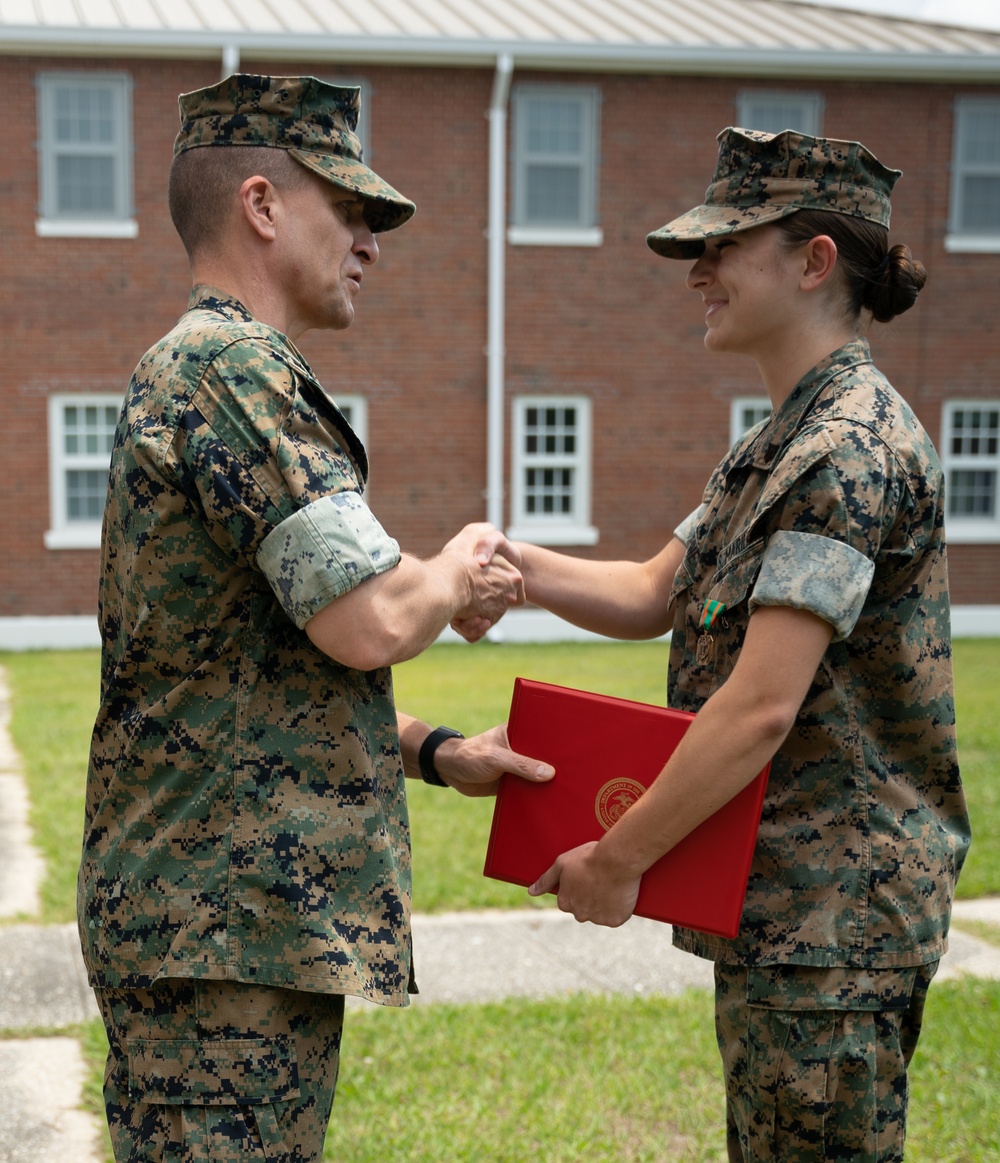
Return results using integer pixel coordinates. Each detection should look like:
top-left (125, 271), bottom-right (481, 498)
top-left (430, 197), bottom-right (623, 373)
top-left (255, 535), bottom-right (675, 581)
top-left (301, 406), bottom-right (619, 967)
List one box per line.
top-left (1, 0), bottom-right (999, 79)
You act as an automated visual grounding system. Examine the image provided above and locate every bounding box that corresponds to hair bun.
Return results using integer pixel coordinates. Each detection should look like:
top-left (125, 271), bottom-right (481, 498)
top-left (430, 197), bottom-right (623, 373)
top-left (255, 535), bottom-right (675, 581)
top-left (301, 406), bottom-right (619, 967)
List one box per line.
top-left (865, 244), bottom-right (927, 323)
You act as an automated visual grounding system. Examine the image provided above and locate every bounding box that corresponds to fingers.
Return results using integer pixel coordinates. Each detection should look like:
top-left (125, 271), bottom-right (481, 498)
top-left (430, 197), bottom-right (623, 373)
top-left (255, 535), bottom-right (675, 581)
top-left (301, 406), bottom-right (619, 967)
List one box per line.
top-left (501, 747), bottom-right (555, 783)
top-left (472, 527), bottom-right (523, 569)
top-left (450, 615), bottom-right (491, 642)
top-left (528, 860), bottom-right (560, 898)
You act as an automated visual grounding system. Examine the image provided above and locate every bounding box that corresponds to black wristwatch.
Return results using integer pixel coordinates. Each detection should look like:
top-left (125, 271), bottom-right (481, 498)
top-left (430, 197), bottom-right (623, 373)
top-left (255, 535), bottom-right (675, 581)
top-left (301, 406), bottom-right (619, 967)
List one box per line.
top-left (418, 726), bottom-right (465, 786)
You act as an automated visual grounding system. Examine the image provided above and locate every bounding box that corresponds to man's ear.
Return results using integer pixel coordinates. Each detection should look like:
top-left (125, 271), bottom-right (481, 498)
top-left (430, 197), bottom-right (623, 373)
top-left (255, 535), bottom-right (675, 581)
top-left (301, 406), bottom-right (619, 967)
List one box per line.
top-left (799, 234), bottom-right (839, 292)
top-left (239, 175), bottom-right (279, 242)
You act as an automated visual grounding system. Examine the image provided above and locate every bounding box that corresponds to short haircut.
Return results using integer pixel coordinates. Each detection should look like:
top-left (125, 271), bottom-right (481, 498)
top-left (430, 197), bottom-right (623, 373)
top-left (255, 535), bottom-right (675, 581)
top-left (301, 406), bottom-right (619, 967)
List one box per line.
top-left (168, 145), bottom-right (312, 258)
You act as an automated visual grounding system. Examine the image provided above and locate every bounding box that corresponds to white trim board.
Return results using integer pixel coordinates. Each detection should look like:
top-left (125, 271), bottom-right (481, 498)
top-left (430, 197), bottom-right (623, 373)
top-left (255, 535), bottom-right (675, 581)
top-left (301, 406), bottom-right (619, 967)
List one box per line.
top-left (3, 607), bottom-right (1000, 651)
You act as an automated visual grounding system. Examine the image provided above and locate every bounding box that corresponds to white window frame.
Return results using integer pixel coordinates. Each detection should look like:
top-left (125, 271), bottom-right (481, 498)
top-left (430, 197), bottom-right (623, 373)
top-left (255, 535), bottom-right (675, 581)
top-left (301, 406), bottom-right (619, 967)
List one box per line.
top-left (507, 396), bottom-right (597, 546)
top-left (730, 396), bottom-right (772, 447)
top-left (941, 401), bottom-right (1000, 543)
top-left (45, 394), bottom-right (122, 550)
top-left (946, 97), bottom-right (1000, 253)
top-left (335, 394), bottom-right (368, 448)
top-left (36, 71), bottom-right (136, 239)
top-left (735, 91), bottom-right (823, 136)
top-left (509, 84), bottom-right (602, 248)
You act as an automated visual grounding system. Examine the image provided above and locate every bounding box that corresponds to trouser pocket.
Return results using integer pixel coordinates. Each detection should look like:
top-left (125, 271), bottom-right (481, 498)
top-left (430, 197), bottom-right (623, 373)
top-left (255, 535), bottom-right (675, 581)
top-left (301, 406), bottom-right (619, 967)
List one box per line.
top-left (126, 1035), bottom-right (297, 1161)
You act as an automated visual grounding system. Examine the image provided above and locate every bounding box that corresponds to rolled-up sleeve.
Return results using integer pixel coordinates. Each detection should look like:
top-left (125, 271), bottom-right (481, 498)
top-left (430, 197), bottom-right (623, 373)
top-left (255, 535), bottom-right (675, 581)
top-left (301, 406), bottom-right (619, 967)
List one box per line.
top-left (257, 492), bottom-right (401, 628)
top-left (674, 504), bottom-right (707, 546)
top-left (749, 530), bottom-right (874, 641)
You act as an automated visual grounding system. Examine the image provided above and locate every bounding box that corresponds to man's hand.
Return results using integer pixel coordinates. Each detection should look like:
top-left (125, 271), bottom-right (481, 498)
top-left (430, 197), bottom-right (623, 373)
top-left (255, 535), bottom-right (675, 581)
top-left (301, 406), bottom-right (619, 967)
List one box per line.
top-left (430, 723), bottom-right (554, 798)
top-left (443, 523), bottom-right (525, 642)
top-left (527, 841), bottom-right (641, 927)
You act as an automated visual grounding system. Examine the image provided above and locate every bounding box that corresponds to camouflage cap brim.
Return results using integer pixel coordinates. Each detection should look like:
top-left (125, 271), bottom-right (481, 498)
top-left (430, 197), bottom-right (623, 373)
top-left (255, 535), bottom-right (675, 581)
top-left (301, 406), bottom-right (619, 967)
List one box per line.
top-left (646, 202), bottom-right (800, 259)
top-left (289, 150), bottom-right (415, 234)
top-left (647, 127), bottom-right (901, 261)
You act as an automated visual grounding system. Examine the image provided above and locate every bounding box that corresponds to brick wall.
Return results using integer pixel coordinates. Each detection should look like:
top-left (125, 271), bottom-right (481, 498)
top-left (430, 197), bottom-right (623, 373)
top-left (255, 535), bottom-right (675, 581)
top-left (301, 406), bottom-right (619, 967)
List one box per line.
top-left (1, 55), bottom-right (998, 619)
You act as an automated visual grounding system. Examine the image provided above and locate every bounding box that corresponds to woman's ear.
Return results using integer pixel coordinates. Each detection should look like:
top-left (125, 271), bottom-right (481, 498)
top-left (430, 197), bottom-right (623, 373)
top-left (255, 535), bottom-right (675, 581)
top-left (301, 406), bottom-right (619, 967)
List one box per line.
top-left (799, 234), bottom-right (839, 292)
top-left (239, 175), bottom-right (279, 242)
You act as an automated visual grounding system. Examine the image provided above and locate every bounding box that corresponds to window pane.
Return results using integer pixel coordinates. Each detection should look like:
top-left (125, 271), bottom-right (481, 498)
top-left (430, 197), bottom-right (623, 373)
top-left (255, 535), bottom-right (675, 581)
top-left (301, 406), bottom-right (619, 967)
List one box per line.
top-left (962, 106), bottom-right (1000, 166)
top-left (949, 469), bottom-right (997, 517)
top-left (960, 175), bottom-right (1000, 232)
top-left (524, 466), bottom-right (575, 516)
top-left (743, 101), bottom-right (810, 134)
top-left (66, 469), bottom-right (109, 521)
top-left (56, 154), bottom-right (116, 214)
top-left (951, 408), bottom-right (1000, 456)
top-left (526, 98), bottom-right (583, 156)
top-left (740, 405), bottom-right (771, 431)
top-left (54, 85), bottom-right (115, 144)
top-left (525, 165), bottom-right (582, 223)
top-left (523, 405), bottom-right (577, 456)
top-left (63, 401), bottom-right (118, 455)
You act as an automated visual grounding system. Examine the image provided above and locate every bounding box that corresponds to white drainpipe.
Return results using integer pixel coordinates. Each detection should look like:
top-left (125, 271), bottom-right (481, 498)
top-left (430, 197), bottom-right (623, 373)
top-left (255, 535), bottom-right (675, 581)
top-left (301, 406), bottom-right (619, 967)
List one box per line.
top-left (486, 53), bottom-right (513, 531)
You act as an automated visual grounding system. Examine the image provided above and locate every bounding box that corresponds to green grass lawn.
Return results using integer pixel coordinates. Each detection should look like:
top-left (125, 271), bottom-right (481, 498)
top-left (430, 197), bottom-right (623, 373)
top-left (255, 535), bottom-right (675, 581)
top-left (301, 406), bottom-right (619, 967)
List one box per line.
top-left (1, 637), bottom-right (997, 922)
top-left (3, 640), bottom-right (998, 1162)
top-left (73, 977), bottom-right (1000, 1163)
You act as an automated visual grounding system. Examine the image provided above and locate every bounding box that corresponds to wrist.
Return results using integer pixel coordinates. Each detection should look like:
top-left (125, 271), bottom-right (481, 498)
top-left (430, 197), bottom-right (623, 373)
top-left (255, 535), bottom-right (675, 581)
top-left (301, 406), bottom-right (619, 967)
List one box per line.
top-left (418, 726), bottom-right (465, 786)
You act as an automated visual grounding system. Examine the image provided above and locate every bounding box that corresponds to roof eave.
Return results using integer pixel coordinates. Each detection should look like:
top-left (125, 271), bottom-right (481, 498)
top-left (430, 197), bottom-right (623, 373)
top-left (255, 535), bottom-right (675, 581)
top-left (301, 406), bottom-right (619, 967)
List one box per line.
top-left (1, 27), bottom-right (998, 82)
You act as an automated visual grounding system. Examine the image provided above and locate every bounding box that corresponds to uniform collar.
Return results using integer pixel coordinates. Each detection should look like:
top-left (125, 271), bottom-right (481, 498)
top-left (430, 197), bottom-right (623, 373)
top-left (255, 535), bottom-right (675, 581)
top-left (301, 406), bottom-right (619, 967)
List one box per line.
top-left (733, 338), bottom-right (873, 471)
top-left (186, 285), bottom-right (316, 383)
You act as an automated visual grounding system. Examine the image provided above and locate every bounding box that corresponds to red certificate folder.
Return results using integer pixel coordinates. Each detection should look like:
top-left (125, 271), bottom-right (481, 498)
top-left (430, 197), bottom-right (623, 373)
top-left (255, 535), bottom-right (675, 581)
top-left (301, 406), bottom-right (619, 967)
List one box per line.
top-left (484, 678), bottom-right (770, 938)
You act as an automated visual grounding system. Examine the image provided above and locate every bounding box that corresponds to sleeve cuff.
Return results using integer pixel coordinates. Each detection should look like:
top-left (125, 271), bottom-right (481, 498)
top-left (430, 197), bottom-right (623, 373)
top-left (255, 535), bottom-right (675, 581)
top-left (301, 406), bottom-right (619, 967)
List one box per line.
top-left (749, 530), bottom-right (874, 642)
top-left (256, 493), bottom-right (401, 629)
top-left (674, 504), bottom-right (707, 546)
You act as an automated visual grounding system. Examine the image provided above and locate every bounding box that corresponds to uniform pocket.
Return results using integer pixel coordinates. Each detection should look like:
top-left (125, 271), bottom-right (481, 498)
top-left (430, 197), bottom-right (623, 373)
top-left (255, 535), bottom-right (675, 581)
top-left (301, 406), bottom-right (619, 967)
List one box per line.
top-left (127, 1034), bottom-right (299, 1107)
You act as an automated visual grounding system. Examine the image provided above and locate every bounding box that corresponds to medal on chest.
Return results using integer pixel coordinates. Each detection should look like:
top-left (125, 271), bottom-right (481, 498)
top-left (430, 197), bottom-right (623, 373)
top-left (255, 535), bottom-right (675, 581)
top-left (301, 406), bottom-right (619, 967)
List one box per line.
top-left (696, 599), bottom-right (727, 665)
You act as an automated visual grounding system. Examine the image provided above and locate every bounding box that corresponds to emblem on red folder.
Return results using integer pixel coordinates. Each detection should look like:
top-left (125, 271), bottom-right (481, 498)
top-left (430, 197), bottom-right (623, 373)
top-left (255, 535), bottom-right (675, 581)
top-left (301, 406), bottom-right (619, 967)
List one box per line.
top-left (595, 777), bottom-right (647, 830)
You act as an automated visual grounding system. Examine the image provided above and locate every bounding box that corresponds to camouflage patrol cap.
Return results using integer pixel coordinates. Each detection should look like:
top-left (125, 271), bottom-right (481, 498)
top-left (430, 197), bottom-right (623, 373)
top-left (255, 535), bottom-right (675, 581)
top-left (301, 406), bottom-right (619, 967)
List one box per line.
top-left (647, 127), bottom-right (901, 259)
top-left (174, 73), bottom-right (415, 233)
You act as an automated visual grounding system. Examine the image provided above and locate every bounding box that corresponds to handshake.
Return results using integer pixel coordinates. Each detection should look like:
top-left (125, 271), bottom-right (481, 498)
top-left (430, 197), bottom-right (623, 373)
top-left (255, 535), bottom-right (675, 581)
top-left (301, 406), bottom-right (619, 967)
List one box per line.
top-left (441, 522), bottom-right (526, 643)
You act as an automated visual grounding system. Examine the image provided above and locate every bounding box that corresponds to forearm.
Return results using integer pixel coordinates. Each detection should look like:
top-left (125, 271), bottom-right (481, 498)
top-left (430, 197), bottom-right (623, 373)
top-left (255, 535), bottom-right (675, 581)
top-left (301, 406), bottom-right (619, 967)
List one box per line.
top-left (596, 605), bottom-right (833, 876)
top-left (517, 539), bottom-right (684, 640)
top-left (595, 679), bottom-right (792, 879)
top-left (307, 554), bottom-right (470, 670)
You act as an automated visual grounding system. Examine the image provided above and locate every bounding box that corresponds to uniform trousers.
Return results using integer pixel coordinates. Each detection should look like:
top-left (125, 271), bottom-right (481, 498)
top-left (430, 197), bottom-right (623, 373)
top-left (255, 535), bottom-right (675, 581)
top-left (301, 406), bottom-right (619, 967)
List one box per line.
top-left (714, 960), bottom-right (937, 1163)
top-left (95, 979), bottom-right (345, 1163)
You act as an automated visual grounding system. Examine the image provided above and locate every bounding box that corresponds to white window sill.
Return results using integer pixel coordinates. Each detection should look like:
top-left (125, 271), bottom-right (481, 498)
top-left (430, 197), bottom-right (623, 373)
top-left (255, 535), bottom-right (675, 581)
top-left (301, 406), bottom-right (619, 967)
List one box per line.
top-left (506, 524), bottom-right (599, 547)
top-left (507, 226), bottom-right (603, 248)
top-left (36, 217), bottom-right (138, 239)
top-left (44, 526), bottom-right (102, 550)
top-left (943, 234), bottom-right (1000, 254)
top-left (944, 522), bottom-right (1000, 544)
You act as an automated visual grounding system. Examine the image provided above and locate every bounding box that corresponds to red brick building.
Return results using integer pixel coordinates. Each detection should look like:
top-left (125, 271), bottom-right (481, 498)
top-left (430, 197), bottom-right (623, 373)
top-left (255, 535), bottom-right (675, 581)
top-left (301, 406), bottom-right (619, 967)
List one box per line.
top-left (2, 0), bottom-right (999, 647)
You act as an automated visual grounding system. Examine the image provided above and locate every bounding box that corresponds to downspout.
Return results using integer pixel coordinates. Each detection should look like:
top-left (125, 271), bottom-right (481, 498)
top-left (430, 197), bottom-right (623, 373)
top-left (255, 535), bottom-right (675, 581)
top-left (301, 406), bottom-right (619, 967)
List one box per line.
top-left (222, 43), bottom-right (240, 78)
top-left (486, 53), bottom-right (513, 532)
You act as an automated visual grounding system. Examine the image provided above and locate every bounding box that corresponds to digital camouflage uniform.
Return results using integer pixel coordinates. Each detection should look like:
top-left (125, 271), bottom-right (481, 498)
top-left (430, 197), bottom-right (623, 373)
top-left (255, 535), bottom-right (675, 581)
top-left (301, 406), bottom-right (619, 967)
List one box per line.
top-left (669, 341), bottom-right (970, 1161)
top-left (648, 130), bottom-right (971, 1162)
top-left (79, 75), bottom-right (417, 1163)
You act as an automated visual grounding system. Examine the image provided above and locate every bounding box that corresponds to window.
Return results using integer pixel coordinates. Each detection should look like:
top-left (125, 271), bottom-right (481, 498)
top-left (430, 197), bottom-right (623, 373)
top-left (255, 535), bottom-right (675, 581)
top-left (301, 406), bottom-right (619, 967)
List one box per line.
top-left (730, 396), bottom-right (772, 447)
top-left (36, 72), bottom-right (136, 238)
top-left (508, 397), bottom-right (597, 545)
top-left (510, 85), bottom-right (601, 246)
top-left (941, 402), bottom-right (1000, 542)
top-left (736, 91), bottom-right (823, 136)
top-left (336, 394), bottom-right (368, 447)
top-left (46, 395), bottom-right (121, 549)
top-left (947, 98), bottom-right (1000, 251)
